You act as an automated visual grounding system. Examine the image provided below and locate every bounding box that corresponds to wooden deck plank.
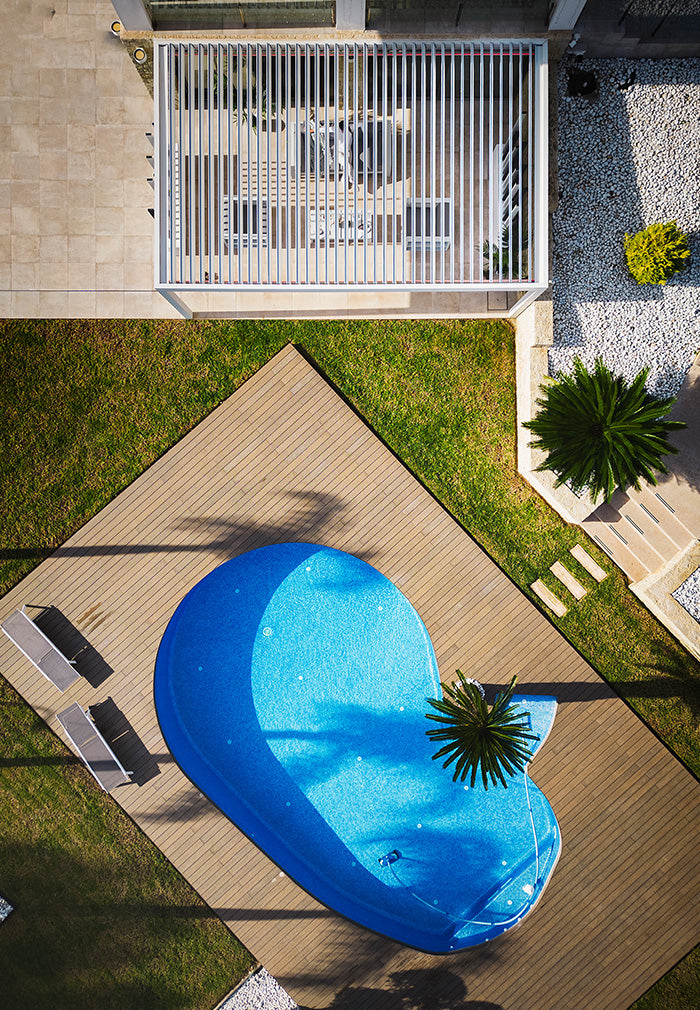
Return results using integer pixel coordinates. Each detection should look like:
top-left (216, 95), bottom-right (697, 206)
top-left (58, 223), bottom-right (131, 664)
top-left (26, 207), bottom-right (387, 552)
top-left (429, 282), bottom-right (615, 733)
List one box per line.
top-left (2, 344), bottom-right (699, 1010)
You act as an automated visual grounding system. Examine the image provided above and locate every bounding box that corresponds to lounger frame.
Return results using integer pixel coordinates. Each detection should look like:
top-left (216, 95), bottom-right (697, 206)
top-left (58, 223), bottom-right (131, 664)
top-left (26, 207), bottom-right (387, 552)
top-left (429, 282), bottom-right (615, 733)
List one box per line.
top-left (56, 702), bottom-right (131, 792)
top-left (1, 605), bottom-right (80, 692)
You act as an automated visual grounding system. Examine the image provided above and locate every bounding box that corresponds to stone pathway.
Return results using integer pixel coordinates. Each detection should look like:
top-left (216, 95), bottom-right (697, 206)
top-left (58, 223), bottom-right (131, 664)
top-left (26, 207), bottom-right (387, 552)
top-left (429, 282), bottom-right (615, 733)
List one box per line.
top-left (530, 544), bottom-right (607, 618)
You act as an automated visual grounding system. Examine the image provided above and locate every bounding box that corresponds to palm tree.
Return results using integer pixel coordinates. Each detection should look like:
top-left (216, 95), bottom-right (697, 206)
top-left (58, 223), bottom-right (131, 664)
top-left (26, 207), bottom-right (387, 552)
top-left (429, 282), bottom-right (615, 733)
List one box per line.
top-left (523, 357), bottom-right (686, 503)
top-left (213, 51), bottom-right (275, 129)
top-left (425, 674), bottom-right (537, 790)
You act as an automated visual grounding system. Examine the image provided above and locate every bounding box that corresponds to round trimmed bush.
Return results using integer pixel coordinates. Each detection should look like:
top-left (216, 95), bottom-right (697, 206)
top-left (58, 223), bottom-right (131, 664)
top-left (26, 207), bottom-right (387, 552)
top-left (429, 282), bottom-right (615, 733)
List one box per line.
top-left (624, 221), bottom-right (690, 285)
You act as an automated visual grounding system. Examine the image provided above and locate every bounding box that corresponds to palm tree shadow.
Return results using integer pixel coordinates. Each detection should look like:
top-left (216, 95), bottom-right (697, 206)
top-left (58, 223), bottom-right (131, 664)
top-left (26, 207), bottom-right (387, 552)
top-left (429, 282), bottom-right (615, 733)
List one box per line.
top-left (0, 840), bottom-right (242, 1010)
top-left (387, 967), bottom-right (503, 1010)
top-left (653, 357), bottom-right (700, 508)
top-left (298, 967), bottom-right (504, 1010)
top-left (628, 637), bottom-right (700, 725)
top-left (490, 635), bottom-right (700, 725)
top-left (172, 490), bottom-right (377, 564)
top-left (1, 490), bottom-right (376, 568)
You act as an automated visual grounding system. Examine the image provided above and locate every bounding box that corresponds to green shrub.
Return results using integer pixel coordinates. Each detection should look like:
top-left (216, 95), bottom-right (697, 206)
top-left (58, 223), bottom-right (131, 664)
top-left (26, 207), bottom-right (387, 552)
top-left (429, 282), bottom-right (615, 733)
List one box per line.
top-left (482, 227), bottom-right (529, 280)
top-left (624, 221), bottom-right (690, 285)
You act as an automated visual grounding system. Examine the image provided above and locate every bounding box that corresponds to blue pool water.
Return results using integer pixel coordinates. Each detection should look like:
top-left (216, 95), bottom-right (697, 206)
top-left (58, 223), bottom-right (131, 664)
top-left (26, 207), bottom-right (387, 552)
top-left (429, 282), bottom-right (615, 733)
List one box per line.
top-left (154, 543), bottom-right (561, 952)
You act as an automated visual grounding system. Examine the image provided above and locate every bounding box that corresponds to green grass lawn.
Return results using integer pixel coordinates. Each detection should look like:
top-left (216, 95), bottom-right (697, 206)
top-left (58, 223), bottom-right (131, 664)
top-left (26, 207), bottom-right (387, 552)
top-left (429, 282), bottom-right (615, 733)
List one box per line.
top-left (1, 318), bottom-right (698, 1009)
top-left (0, 675), bottom-right (253, 1009)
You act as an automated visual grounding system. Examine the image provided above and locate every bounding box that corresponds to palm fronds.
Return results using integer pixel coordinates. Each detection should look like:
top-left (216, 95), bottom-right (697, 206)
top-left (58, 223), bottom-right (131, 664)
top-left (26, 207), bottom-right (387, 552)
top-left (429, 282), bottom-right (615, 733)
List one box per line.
top-left (425, 673), bottom-right (537, 790)
top-left (523, 357), bottom-right (686, 503)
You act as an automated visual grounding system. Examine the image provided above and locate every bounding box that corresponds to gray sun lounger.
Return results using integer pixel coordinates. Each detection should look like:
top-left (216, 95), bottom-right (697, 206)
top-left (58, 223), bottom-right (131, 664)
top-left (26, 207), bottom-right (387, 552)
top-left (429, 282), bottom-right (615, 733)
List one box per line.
top-left (1, 605), bottom-right (80, 692)
top-left (57, 703), bottom-right (131, 792)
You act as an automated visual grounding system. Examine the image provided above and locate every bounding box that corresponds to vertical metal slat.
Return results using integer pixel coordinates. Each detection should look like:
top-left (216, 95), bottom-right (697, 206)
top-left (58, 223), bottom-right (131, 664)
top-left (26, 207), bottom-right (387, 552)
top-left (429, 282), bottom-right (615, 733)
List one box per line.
top-left (276, 44), bottom-right (281, 284)
top-left (498, 44), bottom-right (503, 282)
top-left (528, 44), bottom-right (534, 282)
top-left (516, 44), bottom-right (522, 283)
top-left (440, 43), bottom-right (445, 285)
top-left (207, 44), bottom-right (214, 285)
top-left (314, 43), bottom-right (320, 285)
top-left (352, 42), bottom-right (359, 286)
top-left (430, 43), bottom-right (436, 285)
top-left (401, 44), bottom-right (407, 285)
top-left (256, 44), bottom-right (262, 284)
top-left (363, 44), bottom-right (368, 285)
top-left (411, 44), bottom-right (416, 285)
top-left (391, 47), bottom-right (397, 284)
top-left (450, 42), bottom-right (455, 285)
top-left (286, 43), bottom-right (291, 285)
top-left (304, 42), bottom-right (310, 285)
top-left (247, 43), bottom-right (253, 285)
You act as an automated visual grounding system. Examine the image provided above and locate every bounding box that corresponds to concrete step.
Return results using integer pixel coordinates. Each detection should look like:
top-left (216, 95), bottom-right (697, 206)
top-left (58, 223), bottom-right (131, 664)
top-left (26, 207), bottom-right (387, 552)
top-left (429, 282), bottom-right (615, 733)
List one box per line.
top-left (607, 489), bottom-right (685, 563)
top-left (580, 510), bottom-right (652, 584)
top-left (626, 483), bottom-right (696, 550)
top-left (570, 544), bottom-right (607, 583)
top-left (595, 501), bottom-right (667, 571)
top-left (550, 561), bottom-right (587, 600)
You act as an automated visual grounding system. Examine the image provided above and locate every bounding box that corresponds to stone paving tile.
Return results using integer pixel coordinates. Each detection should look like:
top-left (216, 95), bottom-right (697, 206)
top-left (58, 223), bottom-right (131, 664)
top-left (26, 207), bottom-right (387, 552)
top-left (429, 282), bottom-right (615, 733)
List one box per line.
top-left (2, 0), bottom-right (179, 318)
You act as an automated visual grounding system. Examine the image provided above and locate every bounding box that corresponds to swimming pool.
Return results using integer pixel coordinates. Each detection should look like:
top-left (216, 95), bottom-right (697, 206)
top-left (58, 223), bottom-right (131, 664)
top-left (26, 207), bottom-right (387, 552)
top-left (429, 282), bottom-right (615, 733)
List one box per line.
top-left (154, 543), bottom-right (561, 952)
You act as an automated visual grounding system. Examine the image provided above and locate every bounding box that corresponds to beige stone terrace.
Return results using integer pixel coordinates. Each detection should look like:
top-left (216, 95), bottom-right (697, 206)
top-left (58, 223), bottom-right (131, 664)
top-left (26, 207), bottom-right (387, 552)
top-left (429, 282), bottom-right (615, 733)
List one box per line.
top-left (0, 0), bottom-right (173, 317)
top-left (1, 1), bottom-right (535, 320)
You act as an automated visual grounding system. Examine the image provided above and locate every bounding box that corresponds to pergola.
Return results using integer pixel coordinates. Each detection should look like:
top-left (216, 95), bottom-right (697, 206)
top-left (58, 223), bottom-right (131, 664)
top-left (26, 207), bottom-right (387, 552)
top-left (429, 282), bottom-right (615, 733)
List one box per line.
top-left (154, 39), bottom-right (549, 315)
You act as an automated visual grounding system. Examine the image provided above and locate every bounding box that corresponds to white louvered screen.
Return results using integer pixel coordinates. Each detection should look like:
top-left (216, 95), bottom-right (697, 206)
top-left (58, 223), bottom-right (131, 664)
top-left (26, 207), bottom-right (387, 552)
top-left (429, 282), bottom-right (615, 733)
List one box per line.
top-left (156, 40), bottom-right (546, 290)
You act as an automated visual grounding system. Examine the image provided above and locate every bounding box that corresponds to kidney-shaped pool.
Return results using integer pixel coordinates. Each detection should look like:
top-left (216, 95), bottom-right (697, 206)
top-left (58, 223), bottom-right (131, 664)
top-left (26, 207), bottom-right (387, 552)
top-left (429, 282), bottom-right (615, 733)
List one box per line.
top-left (154, 543), bottom-right (561, 952)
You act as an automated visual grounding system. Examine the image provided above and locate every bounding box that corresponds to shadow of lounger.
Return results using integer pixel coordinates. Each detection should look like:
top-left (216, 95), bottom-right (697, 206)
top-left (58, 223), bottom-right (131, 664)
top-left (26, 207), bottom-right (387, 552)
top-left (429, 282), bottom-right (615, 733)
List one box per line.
top-left (36, 605), bottom-right (114, 690)
top-left (89, 697), bottom-right (161, 787)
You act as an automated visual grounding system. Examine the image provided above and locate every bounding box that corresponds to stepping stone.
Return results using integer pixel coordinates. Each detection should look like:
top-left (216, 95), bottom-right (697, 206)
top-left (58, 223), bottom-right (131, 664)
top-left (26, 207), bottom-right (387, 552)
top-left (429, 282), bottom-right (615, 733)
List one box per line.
top-left (530, 579), bottom-right (567, 617)
top-left (550, 561), bottom-right (588, 601)
top-left (570, 543), bottom-right (607, 582)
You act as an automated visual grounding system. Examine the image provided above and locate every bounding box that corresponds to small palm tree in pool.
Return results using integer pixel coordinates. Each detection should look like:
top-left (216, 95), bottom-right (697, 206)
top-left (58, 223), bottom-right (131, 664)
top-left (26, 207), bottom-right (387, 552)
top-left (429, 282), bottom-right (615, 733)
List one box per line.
top-left (426, 674), bottom-right (537, 790)
top-left (523, 356), bottom-right (686, 504)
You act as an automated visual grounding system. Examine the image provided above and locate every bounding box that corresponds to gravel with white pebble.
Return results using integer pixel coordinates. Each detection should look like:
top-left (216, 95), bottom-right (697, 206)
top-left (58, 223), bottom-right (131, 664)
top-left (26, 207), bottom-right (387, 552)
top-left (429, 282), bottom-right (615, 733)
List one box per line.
top-left (551, 58), bottom-right (700, 399)
top-left (671, 567), bottom-right (700, 624)
top-left (220, 968), bottom-right (298, 1010)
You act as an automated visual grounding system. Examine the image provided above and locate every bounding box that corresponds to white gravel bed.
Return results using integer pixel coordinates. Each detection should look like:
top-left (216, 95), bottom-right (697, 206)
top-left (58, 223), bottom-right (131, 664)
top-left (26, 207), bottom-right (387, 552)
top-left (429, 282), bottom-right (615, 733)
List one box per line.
top-left (551, 58), bottom-right (700, 399)
top-left (220, 968), bottom-right (298, 1010)
top-left (672, 567), bottom-right (700, 624)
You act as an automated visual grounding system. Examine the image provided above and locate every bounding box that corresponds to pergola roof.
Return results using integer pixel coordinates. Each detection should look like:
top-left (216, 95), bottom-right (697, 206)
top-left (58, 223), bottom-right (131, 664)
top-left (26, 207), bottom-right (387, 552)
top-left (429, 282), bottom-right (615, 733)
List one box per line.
top-left (154, 39), bottom-right (548, 294)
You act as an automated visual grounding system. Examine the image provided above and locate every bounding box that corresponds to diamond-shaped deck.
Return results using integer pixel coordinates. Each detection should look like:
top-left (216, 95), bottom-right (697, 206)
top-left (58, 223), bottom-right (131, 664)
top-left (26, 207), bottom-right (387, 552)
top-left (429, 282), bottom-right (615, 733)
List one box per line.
top-left (1, 344), bottom-right (699, 1009)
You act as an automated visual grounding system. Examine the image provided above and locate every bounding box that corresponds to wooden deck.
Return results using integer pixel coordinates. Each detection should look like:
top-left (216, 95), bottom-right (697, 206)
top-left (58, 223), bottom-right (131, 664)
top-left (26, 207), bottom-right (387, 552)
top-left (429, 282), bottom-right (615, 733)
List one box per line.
top-left (2, 343), bottom-right (699, 1010)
